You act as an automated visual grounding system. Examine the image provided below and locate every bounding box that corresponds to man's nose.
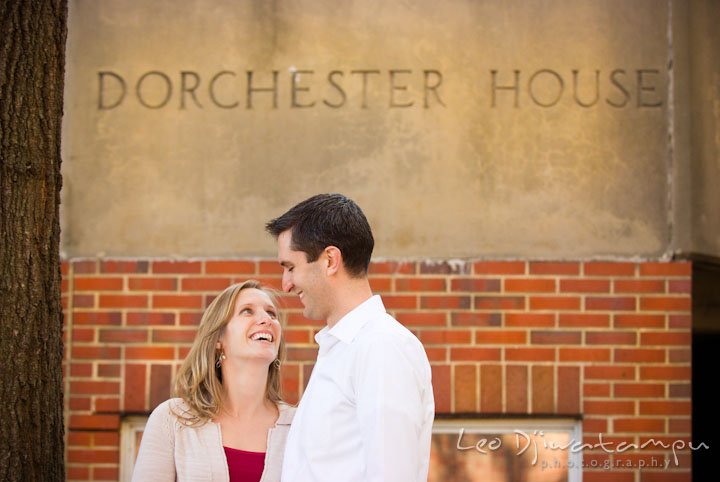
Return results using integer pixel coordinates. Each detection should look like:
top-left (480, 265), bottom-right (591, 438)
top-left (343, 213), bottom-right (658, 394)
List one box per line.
top-left (281, 272), bottom-right (293, 293)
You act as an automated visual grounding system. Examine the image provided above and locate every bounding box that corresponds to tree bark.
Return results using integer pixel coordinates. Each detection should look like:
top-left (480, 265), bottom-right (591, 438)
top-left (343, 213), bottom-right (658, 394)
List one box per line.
top-left (0, 0), bottom-right (68, 480)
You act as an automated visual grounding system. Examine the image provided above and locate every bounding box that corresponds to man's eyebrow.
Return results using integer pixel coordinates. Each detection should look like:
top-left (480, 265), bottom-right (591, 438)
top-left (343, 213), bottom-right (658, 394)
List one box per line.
top-left (279, 260), bottom-right (292, 267)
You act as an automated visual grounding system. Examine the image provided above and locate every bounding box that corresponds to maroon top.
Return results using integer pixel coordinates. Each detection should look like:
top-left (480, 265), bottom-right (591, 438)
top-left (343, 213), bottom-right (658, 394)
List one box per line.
top-left (223, 446), bottom-right (266, 482)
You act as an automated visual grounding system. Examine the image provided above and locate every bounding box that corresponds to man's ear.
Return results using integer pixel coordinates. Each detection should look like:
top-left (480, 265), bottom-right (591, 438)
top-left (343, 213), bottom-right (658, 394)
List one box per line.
top-left (324, 246), bottom-right (342, 276)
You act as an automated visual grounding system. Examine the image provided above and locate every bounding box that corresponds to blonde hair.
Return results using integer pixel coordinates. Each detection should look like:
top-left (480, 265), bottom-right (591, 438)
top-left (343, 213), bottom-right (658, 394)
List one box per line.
top-left (172, 280), bottom-right (286, 426)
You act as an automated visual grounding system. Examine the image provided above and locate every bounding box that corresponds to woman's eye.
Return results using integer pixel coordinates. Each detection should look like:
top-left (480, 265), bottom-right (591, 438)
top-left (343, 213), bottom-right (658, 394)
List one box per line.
top-left (241, 308), bottom-right (252, 314)
top-left (268, 311), bottom-right (278, 319)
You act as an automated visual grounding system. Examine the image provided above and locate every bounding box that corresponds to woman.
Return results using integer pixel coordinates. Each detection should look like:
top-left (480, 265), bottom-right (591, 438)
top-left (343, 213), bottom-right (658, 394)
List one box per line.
top-left (132, 280), bottom-right (294, 482)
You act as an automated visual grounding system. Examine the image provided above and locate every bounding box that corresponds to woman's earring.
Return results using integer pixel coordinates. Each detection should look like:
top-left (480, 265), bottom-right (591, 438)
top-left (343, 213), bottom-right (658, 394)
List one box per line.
top-left (216, 349), bottom-right (226, 368)
top-left (273, 358), bottom-right (281, 369)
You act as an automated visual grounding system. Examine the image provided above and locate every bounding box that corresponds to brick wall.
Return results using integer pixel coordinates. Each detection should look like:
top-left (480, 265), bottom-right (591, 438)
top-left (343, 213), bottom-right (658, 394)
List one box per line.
top-left (62, 259), bottom-right (692, 481)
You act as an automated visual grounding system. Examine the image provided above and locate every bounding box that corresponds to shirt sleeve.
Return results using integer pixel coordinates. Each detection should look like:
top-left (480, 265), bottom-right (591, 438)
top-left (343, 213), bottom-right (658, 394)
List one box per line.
top-left (131, 400), bottom-right (177, 482)
top-left (354, 332), bottom-right (434, 482)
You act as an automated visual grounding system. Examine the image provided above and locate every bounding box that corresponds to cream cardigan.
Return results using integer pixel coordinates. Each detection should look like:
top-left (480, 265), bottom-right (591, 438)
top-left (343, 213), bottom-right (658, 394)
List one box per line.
top-left (132, 398), bottom-right (295, 482)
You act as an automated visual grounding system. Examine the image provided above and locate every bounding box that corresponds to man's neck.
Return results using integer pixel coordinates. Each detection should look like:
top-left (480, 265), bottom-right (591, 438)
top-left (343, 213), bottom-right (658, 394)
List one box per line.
top-left (326, 278), bottom-right (373, 328)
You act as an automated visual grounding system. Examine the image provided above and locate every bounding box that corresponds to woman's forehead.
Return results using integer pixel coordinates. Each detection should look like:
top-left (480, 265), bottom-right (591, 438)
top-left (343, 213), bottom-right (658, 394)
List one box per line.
top-left (234, 287), bottom-right (274, 307)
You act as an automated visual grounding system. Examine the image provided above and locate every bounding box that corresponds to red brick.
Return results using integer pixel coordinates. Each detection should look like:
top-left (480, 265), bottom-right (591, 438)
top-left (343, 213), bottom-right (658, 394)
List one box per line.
top-left (97, 364), bottom-right (121, 377)
top-left (669, 279), bottom-right (691, 293)
top-left (640, 401), bottom-right (691, 415)
top-left (73, 311), bottom-right (121, 325)
top-left (639, 262), bottom-right (691, 276)
top-left (420, 295), bottom-right (470, 309)
top-left (99, 294), bottom-right (147, 309)
top-left (286, 347), bottom-right (318, 361)
top-left (95, 397), bottom-right (120, 412)
top-left (396, 278), bottom-right (446, 292)
top-left (205, 260), bottom-right (255, 274)
top-left (640, 296), bottom-right (691, 311)
top-left (640, 332), bottom-right (691, 346)
top-left (505, 313), bottom-right (554, 327)
top-left (586, 296), bottom-right (636, 311)
top-left (640, 366), bottom-right (691, 380)
top-left (424, 347), bottom-right (446, 361)
top-left (669, 383), bottom-right (691, 398)
top-left (282, 329), bottom-right (311, 343)
top-left (181, 277), bottom-right (232, 291)
top-left (473, 261), bottom-right (525, 274)
top-left (585, 365), bottom-right (635, 380)
top-left (73, 260), bottom-right (97, 274)
top-left (614, 383), bottom-right (665, 398)
top-left (432, 365), bottom-right (451, 413)
top-left (480, 365), bottom-right (502, 412)
top-left (583, 417), bottom-right (608, 433)
top-left (70, 381), bottom-right (120, 395)
top-left (615, 348), bottom-right (665, 363)
top-left (583, 383), bottom-right (610, 397)
top-left (71, 346), bottom-right (121, 359)
top-left (396, 312), bottom-right (447, 327)
top-left (69, 415), bottom-right (119, 430)
top-left (451, 313), bottom-right (501, 327)
top-left (419, 330), bottom-right (472, 344)
top-left (559, 313), bottom-right (609, 327)
top-left (586, 331), bottom-right (636, 345)
top-left (74, 277), bottom-right (123, 291)
top-left (100, 260), bottom-right (149, 273)
top-left (584, 262), bottom-right (635, 276)
top-left (639, 471), bottom-right (691, 482)
top-left (99, 329), bottom-right (148, 343)
top-left (450, 347), bottom-right (501, 361)
top-left (369, 277), bottom-right (392, 292)
top-left (286, 313), bottom-right (325, 327)
top-left (70, 363), bottom-right (93, 377)
top-left (529, 296), bottom-right (581, 310)
top-left (531, 366), bottom-right (553, 413)
top-left (454, 365), bottom-right (477, 412)
top-left (153, 294), bottom-right (203, 309)
top-left (93, 467), bottom-right (119, 480)
top-left (450, 278), bottom-right (500, 292)
top-left (69, 397), bottom-right (91, 410)
top-left (474, 296), bottom-right (525, 310)
top-left (669, 349), bottom-right (691, 363)
top-left (126, 346), bottom-right (175, 360)
top-left (258, 260), bottom-right (283, 274)
top-left (61, 278), bottom-right (69, 293)
top-left (127, 312), bottom-right (176, 326)
top-left (506, 348), bottom-right (555, 361)
top-left (152, 329), bottom-right (197, 343)
top-left (668, 419), bottom-right (691, 433)
top-left (179, 312), bottom-right (202, 326)
top-left (129, 277), bottom-right (178, 291)
top-left (558, 366), bottom-right (580, 413)
top-left (559, 278), bottom-right (610, 293)
top-left (614, 314), bottom-right (664, 328)
top-left (152, 260), bottom-right (202, 274)
top-left (149, 364), bottom-right (173, 409)
top-left (584, 400), bottom-right (634, 415)
top-left (614, 279), bottom-right (665, 293)
top-left (124, 364), bottom-right (146, 411)
top-left (67, 432), bottom-right (92, 446)
top-left (505, 278), bottom-right (555, 292)
top-left (506, 365), bottom-right (527, 413)
top-left (419, 260), bottom-right (470, 275)
top-left (368, 261), bottom-right (415, 275)
top-left (476, 330), bottom-right (526, 344)
top-left (530, 262), bottom-right (580, 275)
top-left (254, 277), bottom-right (283, 290)
top-left (72, 329), bottom-right (95, 343)
top-left (73, 294), bottom-right (95, 308)
top-left (559, 348), bottom-right (610, 362)
top-left (178, 347), bottom-right (191, 359)
top-left (67, 449), bottom-right (119, 464)
top-left (669, 314), bottom-right (691, 329)
top-left (379, 295), bottom-right (416, 309)
top-left (613, 418), bottom-right (665, 433)
top-left (531, 331), bottom-right (580, 344)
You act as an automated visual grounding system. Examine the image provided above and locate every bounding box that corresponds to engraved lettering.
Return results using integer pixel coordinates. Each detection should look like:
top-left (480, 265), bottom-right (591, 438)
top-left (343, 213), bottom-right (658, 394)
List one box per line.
top-left (291, 70), bottom-right (316, 108)
top-left (491, 69), bottom-right (520, 108)
top-left (606, 69), bottom-right (630, 108)
top-left (423, 70), bottom-right (445, 108)
top-left (323, 70), bottom-right (346, 108)
top-left (180, 71), bottom-right (202, 109)
top-left (528, 69), bottom-right (564, 107)
top-left (136, 71), bottom-right (172, 109)
top-left (572, 69), bottom-right (600, 108)
top-left (637, 69), bottom-right (663, 107)
top-left (389, 69), bottom-right (414, 108)
top-left (98, 71), bottom-right (126, 110)
top-left (350, 70), bottom-right (380, 108)
top-left (246, 71), bottom-right (279, 109)
top-left (209, 71), bottom-right (239, 109)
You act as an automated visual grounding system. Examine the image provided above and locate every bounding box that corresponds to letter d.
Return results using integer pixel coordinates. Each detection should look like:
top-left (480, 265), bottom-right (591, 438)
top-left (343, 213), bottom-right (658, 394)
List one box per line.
top-left (98, 71), bottom-right (126, 110)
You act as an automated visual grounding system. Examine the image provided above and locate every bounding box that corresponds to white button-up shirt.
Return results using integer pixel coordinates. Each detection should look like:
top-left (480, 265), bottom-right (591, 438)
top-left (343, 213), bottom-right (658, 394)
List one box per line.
top-left (281, 295), bottom-right (434, 482)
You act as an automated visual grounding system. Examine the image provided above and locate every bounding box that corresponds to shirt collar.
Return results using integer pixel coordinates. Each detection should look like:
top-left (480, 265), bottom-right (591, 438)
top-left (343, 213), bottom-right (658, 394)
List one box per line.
top-left (315, 295), bottom-right (386, 345)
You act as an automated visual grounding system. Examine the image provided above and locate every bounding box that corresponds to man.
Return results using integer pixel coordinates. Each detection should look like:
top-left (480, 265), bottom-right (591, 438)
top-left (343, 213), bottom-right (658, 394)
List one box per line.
top-left (266, 193), bottom-right (434, 482)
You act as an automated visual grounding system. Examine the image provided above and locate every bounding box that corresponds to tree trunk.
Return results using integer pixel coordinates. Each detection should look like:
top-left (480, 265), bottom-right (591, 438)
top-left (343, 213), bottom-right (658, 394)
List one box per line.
top-left (0, 0), bottom-right (68, 480)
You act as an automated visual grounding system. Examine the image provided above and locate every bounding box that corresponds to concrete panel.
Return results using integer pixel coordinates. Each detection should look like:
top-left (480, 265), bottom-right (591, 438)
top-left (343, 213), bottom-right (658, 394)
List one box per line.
top-left (62, 0), bottom-right (671, 258)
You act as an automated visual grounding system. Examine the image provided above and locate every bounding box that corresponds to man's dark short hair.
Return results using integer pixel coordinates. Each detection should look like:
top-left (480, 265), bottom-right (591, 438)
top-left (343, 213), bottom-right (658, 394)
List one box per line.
top-left (265, 193), bottom-right (374, 277)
